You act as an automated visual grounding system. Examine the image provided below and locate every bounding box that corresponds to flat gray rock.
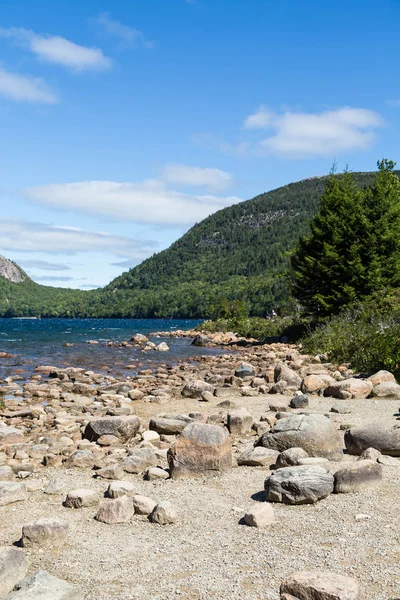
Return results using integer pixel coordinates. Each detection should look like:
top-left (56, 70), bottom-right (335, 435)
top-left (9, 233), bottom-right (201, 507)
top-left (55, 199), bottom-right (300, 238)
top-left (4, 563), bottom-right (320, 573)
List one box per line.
top-left (0, 547), bottom-right (28, 598)
top-left (5, 570), bottom-right (84, 600)
top-left (280, 570), bottom-right (360, 599)
top-left (334, 460), bottom-right (383, 493)
top-left (0, 481), bottom-right (28, 506)
top-left (265, 465), bottom-right (334, 504)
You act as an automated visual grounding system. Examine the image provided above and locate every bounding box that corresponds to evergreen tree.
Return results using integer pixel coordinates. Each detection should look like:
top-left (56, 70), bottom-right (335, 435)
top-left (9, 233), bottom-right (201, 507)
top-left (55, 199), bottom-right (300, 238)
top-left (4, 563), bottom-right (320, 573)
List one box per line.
top-left (291, 161), bottom-right (400, 316)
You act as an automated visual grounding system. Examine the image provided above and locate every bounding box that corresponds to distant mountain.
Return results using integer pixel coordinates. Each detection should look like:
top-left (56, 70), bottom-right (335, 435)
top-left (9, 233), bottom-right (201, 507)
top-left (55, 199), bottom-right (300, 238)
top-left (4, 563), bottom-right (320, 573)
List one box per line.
top-left (0, 170), bottom-right (394, 318)
top-left (0, 256), bottom-right (28, 283)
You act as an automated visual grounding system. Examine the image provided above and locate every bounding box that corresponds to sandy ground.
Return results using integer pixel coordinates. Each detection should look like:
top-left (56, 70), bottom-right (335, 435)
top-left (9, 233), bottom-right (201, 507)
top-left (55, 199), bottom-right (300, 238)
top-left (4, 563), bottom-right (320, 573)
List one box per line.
top-left (1, 393), bottom-right (399, 600)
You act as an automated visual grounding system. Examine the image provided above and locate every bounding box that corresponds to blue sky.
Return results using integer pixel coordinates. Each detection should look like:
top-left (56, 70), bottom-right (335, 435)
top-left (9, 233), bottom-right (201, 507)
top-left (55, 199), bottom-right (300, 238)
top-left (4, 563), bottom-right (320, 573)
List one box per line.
top-left (0, 0), bottom-right (399, 288)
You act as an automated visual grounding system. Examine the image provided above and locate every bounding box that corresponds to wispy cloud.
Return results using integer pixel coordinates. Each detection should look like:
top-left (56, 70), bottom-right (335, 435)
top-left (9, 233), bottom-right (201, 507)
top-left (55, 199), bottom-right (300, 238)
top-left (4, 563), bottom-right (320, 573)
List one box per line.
top-left (0, 66), bottom-right (58, 103)
top-left (24, 179), bottom-right (242, 225)
top-left (0, 27), bottom-right (111, 72)
top-left (161, 164), bottom-right (233, 191)
top-left (94, 12), bottom-right (154, 49)
top-left (191, 133), bottom-right (250, 157)
top-left (243, 106), bottom-right (384, 158)
top-left (0, 219), bottom-right (158, 256)
top-left (33, 275), bottom-right (74, 282)
top-left (17, 259), bottom-right (70, 271)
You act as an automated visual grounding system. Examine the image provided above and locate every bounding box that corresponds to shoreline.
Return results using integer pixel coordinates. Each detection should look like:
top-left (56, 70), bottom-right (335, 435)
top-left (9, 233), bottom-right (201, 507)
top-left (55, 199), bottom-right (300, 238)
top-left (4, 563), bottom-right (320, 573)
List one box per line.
top-left (0, 333), bottom-right (399, 599)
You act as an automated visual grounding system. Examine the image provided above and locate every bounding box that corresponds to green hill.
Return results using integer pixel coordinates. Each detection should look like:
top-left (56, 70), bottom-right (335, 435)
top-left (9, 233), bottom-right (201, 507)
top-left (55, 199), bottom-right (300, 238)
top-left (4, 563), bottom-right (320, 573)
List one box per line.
top-left (0, 170), bottom-right (392, 318)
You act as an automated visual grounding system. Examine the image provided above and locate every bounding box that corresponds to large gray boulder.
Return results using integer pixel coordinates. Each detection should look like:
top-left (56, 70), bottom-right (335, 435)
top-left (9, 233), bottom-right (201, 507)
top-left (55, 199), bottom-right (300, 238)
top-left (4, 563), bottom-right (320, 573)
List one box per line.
top-left (265, 466), bottom-right (334, 504)
top-left (21, 519), bottom-right (69, 548)
top-left (168, 422), bottom-right (231, 479)
top-left (5, 570), bottom-right (84, 600)
top-left (258, 414), bottom-right (343, 461)
top-left (344, 423), bottom-right (400, 456)
top-left (0, 547), bottom-right (28, 598)
top-left (84, 416), bottom-right (140, 443)
top-left (280, 570), bottom-right (360, 600)
top-left (334, 460), bottom-right (382, 493)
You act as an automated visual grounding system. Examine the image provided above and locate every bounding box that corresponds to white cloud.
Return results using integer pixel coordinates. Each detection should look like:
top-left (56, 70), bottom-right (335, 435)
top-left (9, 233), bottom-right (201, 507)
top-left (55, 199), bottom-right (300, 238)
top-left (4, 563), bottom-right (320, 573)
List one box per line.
top-left (0, 219), bottom-right (157, 256)
top-left (243, 105), bottom-right (275, 130)
top-left (0, 67), bottom-right (57, 103)
top-left (243, 106), bottom-right (383, 158)
top-left (17, 259), bottom-right (70, 271)
top-left (95, 12), bottom-right (154, 49)
top-left (23, 180), bottom-right (242, 225)
top-left (0, 27), bottom-right (111, 72)
top-left (161, 164), bottom-right (233, 191)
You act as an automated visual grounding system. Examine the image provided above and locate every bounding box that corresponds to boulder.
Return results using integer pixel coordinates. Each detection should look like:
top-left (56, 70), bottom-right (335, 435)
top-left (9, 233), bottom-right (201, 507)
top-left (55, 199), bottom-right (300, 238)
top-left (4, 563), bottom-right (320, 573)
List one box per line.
top-left (0, 547), bottom-right (28, 598)
top-left (0, 481), bottom-right (28, 506)
top-left (191, 334), bottom-right (210, 347)
top-left (265, 466), bottom-right (334, 504)
top-left (274, 363), bottom-right (302, 390)
top-left (370, 381), bottom-right (400, 399)
top-left (84, 416), bottom-right (140, 443)
top-left (107, 481), bottom-right (135, 499)
top-left (258, 414), bottom-right (343, 461)
top-left (227, 409), bottom-right (254, 435)
top-left (290, 394), bottom-right (309, 409)
top-left (64, 489), bottom-right (98, 508)
top-left (5, 570), bottom-right (84, 600)
top-left (168, 422), bottom-right (231, 479)
top-left (145, 467), bottom-right (169, 481)
top-left (21, 519), bottom-right (69, 548)
top-left (149, 501), bottom-right (177, 525)
top-left (367, 370), bottom-right (395, 386)
top-left (275, 447), bottom-right (309, 468)
top-left (324, 378), bottom-right (373, 399)
top-left (149, 417), bottom-right (188, 435)
top-left (156, 342), bottom-right (169, 351)
top-left (237, 447), bottom-right (279, 467)
top-left (0, 425), bottom-right (25, 445)
top-left (121, 448), bottom-right (158, 474)
top-left (235, 363), bottom-right (255, 378)
top-left (182, 380), bottom-right (215, 399)
top-left (132, 494), bottom-right (156, 515)
top-left (244, 504), bottom-right (275, 528)
top-left (301, 374), bottom-right (336, 394)
top-left (334, 460), bottom-right (383, 493)
top-left (280, 570), bottom-right (360, 600)
top-left (344, 423), bottom-right (400, 456)
top-left (95, 496), bottom-right (134, 524)
top-left (64, 450), bottom-right (95, 469)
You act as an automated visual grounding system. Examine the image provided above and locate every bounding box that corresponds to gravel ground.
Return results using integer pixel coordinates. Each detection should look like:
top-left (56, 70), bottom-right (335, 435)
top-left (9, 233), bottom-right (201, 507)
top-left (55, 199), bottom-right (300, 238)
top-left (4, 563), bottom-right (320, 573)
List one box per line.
top-left (1, 394), bottom-right (399, 600)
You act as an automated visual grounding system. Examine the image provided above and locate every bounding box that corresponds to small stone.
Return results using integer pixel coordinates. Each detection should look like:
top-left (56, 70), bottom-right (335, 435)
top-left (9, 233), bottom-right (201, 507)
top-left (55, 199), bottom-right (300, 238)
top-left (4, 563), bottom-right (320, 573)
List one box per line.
top-left (330, 404), bottom-right (351, 414)
top-left (145, 466), bottom-right (169, 480)
top-left (275, 447), bottom-right (309, 468)
top-left (132, 494), bottom-right (156, 515)
top-left (298, 457), bottom-right (330, 469)
top-left (377, 455), bottom-right (399, 466)
top-left (359, 447), bottom-right (381, 461)
top-left (0, 481), bottom-right (28, 506)
top-left (200, 391), bottom-right (214, 402)
top-left (95, 496), bottom-right (134, 524)
top-left (96, 465), bottom-right (124, 480)
top-left (290, 393), bottom-right (309, 409)
top-left (21, 518), bottom-right (69, 548)
top-left (107, 481), bottom-right (136, 498)
top-left (0, 466), bottom-right (14, 480)
top-left (64, 489), bottom-right (98, 508)
top-left (142, 430), bottom-right (160, 443)
top-left (244, 504), bottom-right (275, 528)
top-left (44, 479), bottom-right (66, 495)
top-left (280, 570), bottom-right (360, 600)
top-left (149, 501), bottom-right (177, 525)
top-left (237, 447), bottom-right (279, 467)
top-left (355, 513), bottom-right (371, 521)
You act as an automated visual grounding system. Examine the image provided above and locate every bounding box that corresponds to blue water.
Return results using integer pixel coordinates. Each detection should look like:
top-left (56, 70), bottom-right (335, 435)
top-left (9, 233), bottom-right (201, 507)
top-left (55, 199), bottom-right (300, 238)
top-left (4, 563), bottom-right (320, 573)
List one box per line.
top-left (0, 318), bottom-right (222, 380)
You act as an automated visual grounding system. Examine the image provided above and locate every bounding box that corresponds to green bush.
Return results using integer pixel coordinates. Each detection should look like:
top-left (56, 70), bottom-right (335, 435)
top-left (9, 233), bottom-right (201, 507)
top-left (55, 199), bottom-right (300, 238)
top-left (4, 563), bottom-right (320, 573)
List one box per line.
top-left (302, 294), bottom-right (400, 377)
top-left (198, 315), bottom-right (308, 342)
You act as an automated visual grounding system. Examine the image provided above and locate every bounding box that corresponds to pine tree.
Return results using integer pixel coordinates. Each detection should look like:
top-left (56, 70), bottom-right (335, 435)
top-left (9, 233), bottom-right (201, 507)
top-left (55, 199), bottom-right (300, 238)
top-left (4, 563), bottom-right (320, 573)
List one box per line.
top-left (290, 162), bottom-right (400, 316)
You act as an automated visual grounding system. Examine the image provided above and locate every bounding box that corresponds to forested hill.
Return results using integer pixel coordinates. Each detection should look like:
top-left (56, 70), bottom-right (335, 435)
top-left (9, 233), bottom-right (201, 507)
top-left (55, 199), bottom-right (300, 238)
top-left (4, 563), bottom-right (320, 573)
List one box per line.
top-left (0, 170), bottom-right (394, 318)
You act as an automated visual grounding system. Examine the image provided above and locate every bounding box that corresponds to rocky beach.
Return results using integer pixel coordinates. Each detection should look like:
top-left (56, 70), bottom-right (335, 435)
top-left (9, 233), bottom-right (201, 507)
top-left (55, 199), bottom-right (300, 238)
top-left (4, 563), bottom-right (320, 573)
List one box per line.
top-left (0, 329), bottom-right (399, 600)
